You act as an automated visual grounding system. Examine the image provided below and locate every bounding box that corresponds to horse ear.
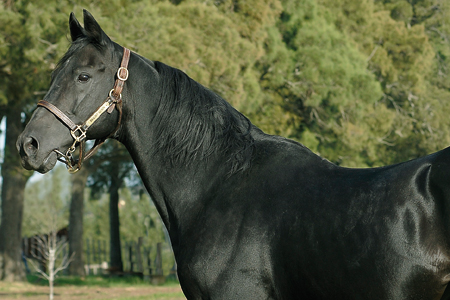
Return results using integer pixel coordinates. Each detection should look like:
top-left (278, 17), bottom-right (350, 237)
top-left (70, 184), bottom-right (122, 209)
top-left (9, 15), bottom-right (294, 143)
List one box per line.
top-left (69, 12), bottom-right (85, 42)
top-left (83, 9), bottom-right (111, 46)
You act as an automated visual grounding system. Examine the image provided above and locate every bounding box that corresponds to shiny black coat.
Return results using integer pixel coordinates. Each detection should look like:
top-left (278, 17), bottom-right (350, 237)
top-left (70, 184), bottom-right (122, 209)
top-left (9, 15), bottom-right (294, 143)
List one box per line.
top-left (172, 129), bottom-right (450, 299)
top-left (16, 10), bottom-right (450, 300)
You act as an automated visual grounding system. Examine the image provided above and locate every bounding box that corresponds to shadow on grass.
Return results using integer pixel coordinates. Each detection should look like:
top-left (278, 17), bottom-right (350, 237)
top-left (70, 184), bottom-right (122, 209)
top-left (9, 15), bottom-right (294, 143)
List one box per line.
top-left (27, 274), bottom-right (180, 288)
top-left (0, 292), bottom-right (53, 296)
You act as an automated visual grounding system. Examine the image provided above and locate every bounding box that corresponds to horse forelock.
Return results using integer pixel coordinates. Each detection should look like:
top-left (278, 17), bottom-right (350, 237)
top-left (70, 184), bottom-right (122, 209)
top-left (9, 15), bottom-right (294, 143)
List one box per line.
top-left (152, 62), bottom-right (254, 175)
top-left (52, 38), bottom-right (109, 81)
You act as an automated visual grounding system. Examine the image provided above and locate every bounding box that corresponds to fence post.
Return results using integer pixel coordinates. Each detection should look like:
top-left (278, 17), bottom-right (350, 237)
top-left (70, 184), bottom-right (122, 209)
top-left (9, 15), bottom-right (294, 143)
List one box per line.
top-left (92, 239), bottom-right (97, 267)
top-left (103, 240), bottom-right (107, 263)
top-left (136, 237), bottom-right (144, 274)
top-left (122, 241), bottom-right (127, 271)
top-left (85, 238), bottom-right (91, 275)
top-left (155, 243), bottom-right (163, 276)
top-left (97, 240), bottom-right (102, 264)
top-left (22, 237), bottom-right (28, 256)
top-left (128, 242), bottom-right (134, 272)
top-left (62, 237), bottom-right (68, 275)
top-left (151, 242), bottom-right (165, 285)
top-left (22, 237), bottom-right (30, 274)
top-left (145, 246), bottom-right (152, 275)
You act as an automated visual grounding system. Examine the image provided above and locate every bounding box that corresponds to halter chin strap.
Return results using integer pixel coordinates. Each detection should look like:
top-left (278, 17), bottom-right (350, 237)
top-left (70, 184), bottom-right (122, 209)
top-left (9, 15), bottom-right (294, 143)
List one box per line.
top-left (37, 48), bottom-right (131, 173)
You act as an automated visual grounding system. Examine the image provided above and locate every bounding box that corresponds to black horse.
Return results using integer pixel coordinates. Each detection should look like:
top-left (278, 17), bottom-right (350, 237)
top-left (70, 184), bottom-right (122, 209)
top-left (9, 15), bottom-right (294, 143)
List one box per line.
top-left (16, 10), bottom-right (450, 299)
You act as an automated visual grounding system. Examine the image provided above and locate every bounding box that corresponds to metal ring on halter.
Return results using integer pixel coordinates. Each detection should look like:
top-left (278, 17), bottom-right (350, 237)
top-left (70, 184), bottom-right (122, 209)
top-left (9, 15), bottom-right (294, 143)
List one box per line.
top-left (54, 149), bottom-right (74, 168)
top-left (109, 88), bottom-right (122, 100)
top-left (117, 67), bottom-right (129, 81)
top-left (70, 125), bottom-right (87, 142)
top-left (39, 48), bottom-right (130, 173)
top-left (54, 149), bottom-right (68, 162)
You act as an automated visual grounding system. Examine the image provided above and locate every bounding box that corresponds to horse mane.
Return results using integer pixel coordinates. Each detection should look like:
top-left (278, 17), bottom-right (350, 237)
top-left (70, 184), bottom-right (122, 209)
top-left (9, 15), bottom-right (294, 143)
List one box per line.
top-left (54, 39), bottom-right (254, 175)
top-left (153, 61), bottom-right (254, 175)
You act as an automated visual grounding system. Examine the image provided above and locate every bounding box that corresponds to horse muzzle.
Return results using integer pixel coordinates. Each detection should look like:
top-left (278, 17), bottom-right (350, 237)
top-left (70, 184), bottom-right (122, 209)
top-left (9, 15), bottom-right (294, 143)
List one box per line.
top-left (16, 134), bottom-right (58, 173)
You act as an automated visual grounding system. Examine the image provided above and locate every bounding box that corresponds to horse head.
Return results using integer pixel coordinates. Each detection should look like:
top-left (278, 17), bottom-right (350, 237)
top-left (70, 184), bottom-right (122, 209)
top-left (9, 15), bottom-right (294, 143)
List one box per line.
top-left (17, 10), bottom-right (125, 173)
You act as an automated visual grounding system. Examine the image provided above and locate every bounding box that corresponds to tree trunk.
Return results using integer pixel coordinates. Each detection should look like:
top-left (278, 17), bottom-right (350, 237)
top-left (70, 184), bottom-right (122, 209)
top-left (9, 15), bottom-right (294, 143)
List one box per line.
top-left (68, 167), bottom-right (89, 276)
top-left (0, 107), bottom-right (32, 281)
top-left (109, 163), bottom-right (123, 272)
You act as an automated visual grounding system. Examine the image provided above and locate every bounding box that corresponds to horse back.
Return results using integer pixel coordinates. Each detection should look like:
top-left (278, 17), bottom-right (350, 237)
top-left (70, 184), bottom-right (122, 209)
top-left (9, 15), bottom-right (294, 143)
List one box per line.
top-left (226, 135), bottom-right (450, 299)
top-left (177, 131), bottom-right (450, 299)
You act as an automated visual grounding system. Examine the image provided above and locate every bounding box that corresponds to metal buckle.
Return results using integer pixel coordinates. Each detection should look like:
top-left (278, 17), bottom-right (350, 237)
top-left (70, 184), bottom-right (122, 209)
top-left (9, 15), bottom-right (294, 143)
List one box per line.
top-left (68, 165), bottom-right (80, 174)
top-left (54, 143), bottom-right (79, 173)
top-left (71, 125), bottom-right (87, 142)
top-left (109, 89), bottom-right (122, 101)
top-left (117, 67), bottom-right (129, 81)
top-left (54, 149), bottom-right (69, 164)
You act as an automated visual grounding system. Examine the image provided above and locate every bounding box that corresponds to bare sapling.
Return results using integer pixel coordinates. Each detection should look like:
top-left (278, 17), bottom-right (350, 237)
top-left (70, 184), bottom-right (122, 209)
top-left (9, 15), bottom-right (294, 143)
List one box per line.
top-left (28, 229), bottom-right (75, 300)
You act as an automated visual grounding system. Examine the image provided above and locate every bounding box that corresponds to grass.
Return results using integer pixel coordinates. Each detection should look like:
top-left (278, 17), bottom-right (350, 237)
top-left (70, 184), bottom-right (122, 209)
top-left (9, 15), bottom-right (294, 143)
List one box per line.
top-left (10, 274), bottom-right (186, 299)
top-left (109, 293), bottom-right (185, 300)
top-left (27, 274), bottom-right (180, 287)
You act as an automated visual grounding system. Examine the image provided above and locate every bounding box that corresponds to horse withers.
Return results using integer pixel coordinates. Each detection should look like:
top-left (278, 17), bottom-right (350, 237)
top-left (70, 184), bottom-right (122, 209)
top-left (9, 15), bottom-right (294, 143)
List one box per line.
top-left (16, 10), bottom-right (450, 299)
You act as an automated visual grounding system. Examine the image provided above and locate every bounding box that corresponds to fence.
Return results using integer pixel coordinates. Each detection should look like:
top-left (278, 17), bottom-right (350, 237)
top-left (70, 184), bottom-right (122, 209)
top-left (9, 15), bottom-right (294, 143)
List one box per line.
top-left (84, 238), bottom-right (108, 275)
top-left (22, 232), bottom-right (70, 275)
top-left (84, 237), bottom-right (173, 283)
top-left (23, 234), bottom-right (174, 282)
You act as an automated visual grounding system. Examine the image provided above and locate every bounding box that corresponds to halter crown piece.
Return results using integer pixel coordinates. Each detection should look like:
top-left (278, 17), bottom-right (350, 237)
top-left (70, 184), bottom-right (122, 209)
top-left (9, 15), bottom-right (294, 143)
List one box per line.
top-left (37, 48), bottom-right (131, 173)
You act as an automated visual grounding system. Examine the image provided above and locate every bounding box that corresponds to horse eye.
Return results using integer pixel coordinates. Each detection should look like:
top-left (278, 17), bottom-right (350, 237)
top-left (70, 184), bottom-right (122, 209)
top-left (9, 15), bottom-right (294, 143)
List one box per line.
top-left (78, 73), bottom-right (90, 82)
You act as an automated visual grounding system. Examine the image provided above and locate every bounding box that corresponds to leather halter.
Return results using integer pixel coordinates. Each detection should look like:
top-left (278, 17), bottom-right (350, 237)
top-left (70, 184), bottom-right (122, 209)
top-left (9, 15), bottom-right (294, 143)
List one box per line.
top-left (37, 48), bottom-right (131, 173)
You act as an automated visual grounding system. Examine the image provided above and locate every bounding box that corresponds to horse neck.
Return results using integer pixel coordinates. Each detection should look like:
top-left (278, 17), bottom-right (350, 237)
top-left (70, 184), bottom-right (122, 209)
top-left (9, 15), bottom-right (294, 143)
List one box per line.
top-left (125, 139), bottom-right (225, 244)
top-left (119, 57), bottom-right (236, 243)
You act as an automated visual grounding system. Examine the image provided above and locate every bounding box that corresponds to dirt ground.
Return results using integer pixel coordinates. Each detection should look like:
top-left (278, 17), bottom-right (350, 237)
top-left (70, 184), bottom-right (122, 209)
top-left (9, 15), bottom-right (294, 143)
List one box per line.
top-left (0, 282), bottom-right (186, 300)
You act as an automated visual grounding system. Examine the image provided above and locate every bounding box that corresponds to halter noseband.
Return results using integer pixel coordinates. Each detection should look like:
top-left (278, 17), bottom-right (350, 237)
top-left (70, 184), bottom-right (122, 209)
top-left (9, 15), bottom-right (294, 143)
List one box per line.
top-left (37, 48), bottom-right (131, 173)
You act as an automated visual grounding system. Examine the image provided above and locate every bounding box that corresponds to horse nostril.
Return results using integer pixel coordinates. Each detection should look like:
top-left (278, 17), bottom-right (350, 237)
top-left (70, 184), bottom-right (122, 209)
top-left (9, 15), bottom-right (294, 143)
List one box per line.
top-left (23, 136), bottom-right (39, 155)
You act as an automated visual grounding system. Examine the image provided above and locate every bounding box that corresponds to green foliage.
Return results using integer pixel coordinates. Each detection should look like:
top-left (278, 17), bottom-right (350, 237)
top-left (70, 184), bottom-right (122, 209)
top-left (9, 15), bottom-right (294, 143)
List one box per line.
top-left (4, 0), bottom-right (450, 266)
top-left (253, 0), bottom-right (450, 166)
top-left (105, 0), bottom-right (277, 112)
top-left (23, 166), bottom-right (71, 236)
top-left (1, 0), bottom-right (448, 168)
top-left (214, 0), bottom-right (282, 44)
top-left (0, 1), bottom-right (74, 112)
top-left (82, 187), bottom-right (175, 275)
top-left (366, 1), bottom-right (450, 162)
top-left (83, 188), bottom-right (166, 245)
top-left (23, 172), bottom-right (175, 274)
top-left (256, 0), bottom-right (393, 166)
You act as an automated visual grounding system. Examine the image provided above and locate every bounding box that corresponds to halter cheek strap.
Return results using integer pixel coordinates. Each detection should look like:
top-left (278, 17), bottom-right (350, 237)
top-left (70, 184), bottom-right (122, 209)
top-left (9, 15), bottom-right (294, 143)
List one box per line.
top-left (37, 48), bottom-right (131, 173)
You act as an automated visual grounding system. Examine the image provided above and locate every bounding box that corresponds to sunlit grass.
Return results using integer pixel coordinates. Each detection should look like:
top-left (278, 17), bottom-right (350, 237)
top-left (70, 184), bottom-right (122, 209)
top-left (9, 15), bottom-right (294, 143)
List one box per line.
top-left (0, 274), bottom-right (186, 300)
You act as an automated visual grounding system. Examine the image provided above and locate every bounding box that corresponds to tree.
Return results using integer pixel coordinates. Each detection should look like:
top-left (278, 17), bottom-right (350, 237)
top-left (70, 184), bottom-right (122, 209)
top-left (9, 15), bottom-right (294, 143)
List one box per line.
top-left (252, 0), bottom-right (450, 168)
top-left (105, 0), bottom-right (279, 113)
top-left (0, 0), bottom-right (69, 281)
top-left (315, 0), bottom-right (433, 164)
top-left (68, 140), bottom-right (132, 276)
top-left (0, 107), bottom-right (32, 281)
top-left (254, 0), bottom-right (394, 167)
top-left (321, 0), bottom-right (450, 164)
top-left (87, 141), bottom-right (134, 273)
top-left (28, 223), bottom-right (73, 300)
top-left (68, 167), bottom-right (89, 276)
top-left (73, 0), bottom-right (281, 272)
top-left (8, 1), bottom-right (450, 283)
top-left (22, 166), bottom-right (70, 235)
